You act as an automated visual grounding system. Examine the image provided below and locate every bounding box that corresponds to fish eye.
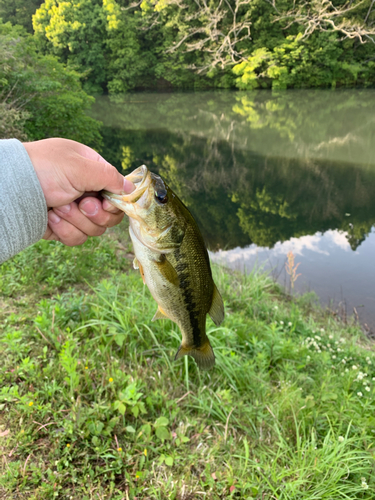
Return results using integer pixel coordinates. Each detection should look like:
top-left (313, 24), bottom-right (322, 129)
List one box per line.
top-left (155, 190), bottom-right (168, 204)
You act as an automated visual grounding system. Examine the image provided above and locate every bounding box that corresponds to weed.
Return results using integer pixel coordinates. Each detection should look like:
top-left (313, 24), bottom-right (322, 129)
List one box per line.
top-left (285, 250), bottom-right (301, 291)
top-left (0, 230), bottom-right (374, 499)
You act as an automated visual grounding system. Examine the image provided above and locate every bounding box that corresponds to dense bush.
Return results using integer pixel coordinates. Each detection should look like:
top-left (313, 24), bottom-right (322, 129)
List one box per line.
top-left (0, 20), bottom-right (101, 144)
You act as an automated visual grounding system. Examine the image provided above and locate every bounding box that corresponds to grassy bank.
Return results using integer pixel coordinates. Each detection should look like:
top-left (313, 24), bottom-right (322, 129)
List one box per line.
top-left (1, 224), bottom-right (375, 499)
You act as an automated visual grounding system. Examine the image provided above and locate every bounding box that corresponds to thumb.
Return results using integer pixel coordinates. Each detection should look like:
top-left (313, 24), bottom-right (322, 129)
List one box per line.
top-left (70, 155), bottom-right (135, 195)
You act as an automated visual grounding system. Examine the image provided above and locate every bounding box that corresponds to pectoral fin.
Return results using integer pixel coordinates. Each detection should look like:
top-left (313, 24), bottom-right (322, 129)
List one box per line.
top-left (175, 340), bottom-right (215, 370)
top-left (209, 285), bottom-right (225, 326)
top-left (152, 306), bottom-right (170, 322)
top-left (154, 255), bottom-right (179, 287)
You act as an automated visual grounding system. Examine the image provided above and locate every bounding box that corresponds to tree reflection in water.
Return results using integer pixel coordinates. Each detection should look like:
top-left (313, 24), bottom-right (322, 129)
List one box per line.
top-left (94, 90), bottom-right (375, 252)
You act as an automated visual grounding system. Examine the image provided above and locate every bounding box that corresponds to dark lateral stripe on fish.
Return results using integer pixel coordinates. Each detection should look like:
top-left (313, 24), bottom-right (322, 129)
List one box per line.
top-left (183, 287), bottom-right (201, 347)
top-left (175, 261), bottom-right (188, 273)
top-left (174, 250), bottom-right (183, 262)
top-left (174, 251), bottom-right (202, 347)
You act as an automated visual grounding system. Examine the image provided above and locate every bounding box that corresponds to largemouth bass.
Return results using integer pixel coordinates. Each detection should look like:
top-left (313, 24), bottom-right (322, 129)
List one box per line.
top-left (102, 165), bottom-right (224, 370)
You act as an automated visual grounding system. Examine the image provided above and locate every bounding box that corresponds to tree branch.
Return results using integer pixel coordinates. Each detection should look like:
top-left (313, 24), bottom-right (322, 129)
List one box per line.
top-left (273, 0), bottom-right (375, 43)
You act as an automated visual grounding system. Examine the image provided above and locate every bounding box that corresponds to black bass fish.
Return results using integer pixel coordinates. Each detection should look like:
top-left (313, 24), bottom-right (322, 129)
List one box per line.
top-left (102, 165), bottom-right (224, 370)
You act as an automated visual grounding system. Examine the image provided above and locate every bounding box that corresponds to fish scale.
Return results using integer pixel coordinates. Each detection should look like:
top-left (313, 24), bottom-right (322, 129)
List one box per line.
top-left (102, 165), bottom-right (224, 370)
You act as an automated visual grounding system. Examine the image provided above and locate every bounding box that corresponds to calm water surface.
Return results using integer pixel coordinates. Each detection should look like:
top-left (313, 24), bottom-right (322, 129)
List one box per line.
top-left (92, 90), bottom-right (375, 330)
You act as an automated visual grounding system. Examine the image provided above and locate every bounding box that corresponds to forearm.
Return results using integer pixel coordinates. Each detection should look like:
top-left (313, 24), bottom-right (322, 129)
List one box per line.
top-left (0, 139), bottom-right (48, 264)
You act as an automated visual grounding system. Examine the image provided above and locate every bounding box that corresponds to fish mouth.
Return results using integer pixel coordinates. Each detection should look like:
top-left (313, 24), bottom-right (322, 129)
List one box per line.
top-left (102, 165), bottom-right (151, 211)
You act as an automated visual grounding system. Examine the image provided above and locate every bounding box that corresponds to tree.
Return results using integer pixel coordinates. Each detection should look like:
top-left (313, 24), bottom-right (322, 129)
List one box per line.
top-left (273, 0), bottom-right (375, 44)
top-left (32, 0), bottom-right (375, 90)
top-left (144, 0), bottom-right (375, 88)
top-left (103, 0), bottom-right (161, 92)
top-left (141, 0), bottom-right (260, 86)
top-left (0, 20), bottom-right (101, 145)
top-left (0, 0), bottom-right (43, 32)
top-left (33, 0), bottom-right (108, 93)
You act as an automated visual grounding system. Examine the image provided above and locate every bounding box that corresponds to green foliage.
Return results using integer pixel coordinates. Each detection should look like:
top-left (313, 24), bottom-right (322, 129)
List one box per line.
top-left (113, 379), bottom-right (146, 417)
top-left (0, 103), bottom-right (29, 141)
top-left (233, 32), bottom-right (374, 90)
top-left (33, 0), bottom-right (108, 93)
top-left (0, 235), bottom-right (130, 297)
top-left (0, 20), bottom-right (101, 144)
top-left (103, 2), bottom-right (160, 93)
top-left (33, 0), bottom-right (206, 92)
top-left (0, 0), bottom-right (42, 32)
top-left (1, 232), bottom-right (375, 497)
top-left (60, 339), bottom-right (80, 396)
top-left (4, 0), bottom-right (375, 91)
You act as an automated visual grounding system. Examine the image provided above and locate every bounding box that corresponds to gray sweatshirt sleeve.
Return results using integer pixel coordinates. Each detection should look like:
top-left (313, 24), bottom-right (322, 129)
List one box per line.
top-left (0, 139), bottom-right (48, 264)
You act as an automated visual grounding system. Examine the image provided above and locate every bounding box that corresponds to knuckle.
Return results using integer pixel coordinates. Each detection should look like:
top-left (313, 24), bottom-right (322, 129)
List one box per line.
top-left (66, 234), bottom-right (87, 247)
top-left (97, 227), bottom-right (107, 236)
top-left (105, 212), bottom-right (125, 228)
top-left (105, 163), bottom-right (119, 181)
top-left (53, 225), bottom-right (71, 242)
top-left (77, 235), bottom-right (88, 246)
top-left (88, 226), bottom-right (106, 237)
top-left (105, 206), bottom-right (122, 215)
top-left (93, 212), bottom-right (113, 227)
top-left (54, 221), bottom-right (86, 246)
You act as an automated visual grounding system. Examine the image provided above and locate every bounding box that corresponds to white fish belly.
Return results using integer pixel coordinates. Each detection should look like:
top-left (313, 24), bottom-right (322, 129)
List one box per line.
top-left (129, 225), bottom-right (187, 326)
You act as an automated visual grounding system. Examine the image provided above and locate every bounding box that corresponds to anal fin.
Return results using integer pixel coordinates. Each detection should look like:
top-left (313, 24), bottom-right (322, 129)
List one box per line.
top-left (175, 340), bottom-right (215, 370)
top-left (209, 285), bottom-right (224, 326)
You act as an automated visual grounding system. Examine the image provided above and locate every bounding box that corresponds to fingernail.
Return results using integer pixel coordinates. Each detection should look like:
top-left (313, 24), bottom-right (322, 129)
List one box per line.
top-left (123, 178), bottom-right (135, 194)
top-left (49, 211), bottom-right (61, 224)
top-left (56, 204), bottom-right (71, 214)
top-left (80, 199), bottom-right (99, 216)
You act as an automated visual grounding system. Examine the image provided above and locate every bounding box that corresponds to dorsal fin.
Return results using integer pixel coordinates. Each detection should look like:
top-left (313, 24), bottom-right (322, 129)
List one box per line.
top-left (209, 285), bottom-right (224, 326)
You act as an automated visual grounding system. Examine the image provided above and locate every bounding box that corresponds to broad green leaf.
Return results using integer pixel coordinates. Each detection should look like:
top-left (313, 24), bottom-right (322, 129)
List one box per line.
top-left (115, 402), bottom-right (126, 415)
top-left (132, 405), bottom-right (139, 418)
top-left (154, 416), bottom-right (169, 427)
top-left (155, 426), bottom-right (170, 442)
top-left (114, 334), bottom-right (126, 347)
top-left (140, 423), bottom-right (151, 438)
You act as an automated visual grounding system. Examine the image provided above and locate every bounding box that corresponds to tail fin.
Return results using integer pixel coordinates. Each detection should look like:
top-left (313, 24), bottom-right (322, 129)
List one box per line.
top-left (175, 341), bottom-right (215, 370)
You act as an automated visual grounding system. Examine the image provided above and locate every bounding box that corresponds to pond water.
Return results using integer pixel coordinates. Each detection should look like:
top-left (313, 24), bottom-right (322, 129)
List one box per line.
top-left (92, 90), bottom-right (375, 331)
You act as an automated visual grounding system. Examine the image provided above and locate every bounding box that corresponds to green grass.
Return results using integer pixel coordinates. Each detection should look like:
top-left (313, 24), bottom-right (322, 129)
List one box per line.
top-left (1, 223), bottom-right (375, 499)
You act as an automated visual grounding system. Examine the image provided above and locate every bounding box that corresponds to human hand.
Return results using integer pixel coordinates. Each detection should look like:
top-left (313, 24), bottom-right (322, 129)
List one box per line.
top-left (23, 138), bottom-right (134, 246)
